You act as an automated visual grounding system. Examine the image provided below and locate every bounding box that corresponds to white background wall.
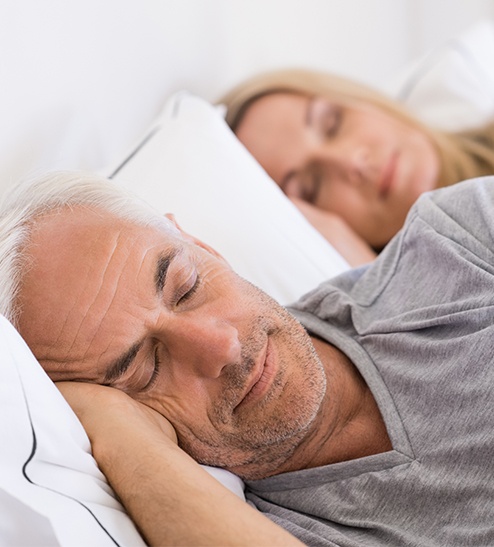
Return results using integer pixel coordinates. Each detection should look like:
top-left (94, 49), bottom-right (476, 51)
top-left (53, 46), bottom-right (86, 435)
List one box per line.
top-left (2, 0), bottom-right (493, 104)
top-left (1, 0), bottom-right (493, 183)
top-left (197, 0), bottom-right (494, 98)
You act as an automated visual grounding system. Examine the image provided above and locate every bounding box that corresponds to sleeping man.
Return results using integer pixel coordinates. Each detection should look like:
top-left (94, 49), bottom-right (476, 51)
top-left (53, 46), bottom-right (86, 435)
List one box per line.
top-left (0, 171), bottom-right (493, 546)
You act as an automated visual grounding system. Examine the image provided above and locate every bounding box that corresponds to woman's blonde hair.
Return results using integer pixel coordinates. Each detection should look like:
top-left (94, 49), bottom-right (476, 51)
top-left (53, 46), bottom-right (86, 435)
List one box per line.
top-left (220, 68), bottom-right (494, 189)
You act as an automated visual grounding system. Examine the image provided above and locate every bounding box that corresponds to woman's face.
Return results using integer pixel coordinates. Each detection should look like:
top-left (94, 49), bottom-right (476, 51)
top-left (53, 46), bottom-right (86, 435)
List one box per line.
top-left (235, 92), bottom-right (440, 248)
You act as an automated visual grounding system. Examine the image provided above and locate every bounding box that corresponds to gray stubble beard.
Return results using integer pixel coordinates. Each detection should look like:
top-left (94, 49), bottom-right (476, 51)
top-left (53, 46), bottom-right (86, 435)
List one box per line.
top-left (177, 300), bottom-right (327, 480)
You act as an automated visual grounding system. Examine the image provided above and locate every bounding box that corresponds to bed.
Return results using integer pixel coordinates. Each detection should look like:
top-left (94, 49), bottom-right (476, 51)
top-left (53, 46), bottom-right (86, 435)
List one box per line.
top-left (1, 3), bottom-right (493, 544)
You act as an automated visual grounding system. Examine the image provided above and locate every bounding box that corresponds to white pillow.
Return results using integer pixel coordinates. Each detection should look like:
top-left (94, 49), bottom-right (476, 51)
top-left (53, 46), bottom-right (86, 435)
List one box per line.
top-left (384, 19), bottom-right (494, 131)
top-left (0, 315), bottom-right (146, 546)
top-left (111, 91), bottom-right (350, 305)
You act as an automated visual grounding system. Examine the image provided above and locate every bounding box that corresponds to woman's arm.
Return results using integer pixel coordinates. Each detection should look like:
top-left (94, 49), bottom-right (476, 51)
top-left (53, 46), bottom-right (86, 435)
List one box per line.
top-left (58, 382), bottom-right (303, 547)
top-left (291, 197), bottom-right (376, 267)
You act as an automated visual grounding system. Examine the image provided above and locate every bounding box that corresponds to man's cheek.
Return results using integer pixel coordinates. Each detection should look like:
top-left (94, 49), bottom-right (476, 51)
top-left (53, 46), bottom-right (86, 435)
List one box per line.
top-left (139, 394), bottom-right (193, 431)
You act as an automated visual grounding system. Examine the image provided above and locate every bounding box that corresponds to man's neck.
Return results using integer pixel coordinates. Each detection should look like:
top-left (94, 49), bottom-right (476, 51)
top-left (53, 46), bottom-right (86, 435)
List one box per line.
top-left (276, 336), bottom-right (392, 474)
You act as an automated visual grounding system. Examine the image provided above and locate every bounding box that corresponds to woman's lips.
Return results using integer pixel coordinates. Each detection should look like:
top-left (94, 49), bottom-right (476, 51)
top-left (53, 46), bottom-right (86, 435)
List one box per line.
top-left (236, 338), bottom-right (277, 408)
top-left (379, 152), bottom-right (399, 198)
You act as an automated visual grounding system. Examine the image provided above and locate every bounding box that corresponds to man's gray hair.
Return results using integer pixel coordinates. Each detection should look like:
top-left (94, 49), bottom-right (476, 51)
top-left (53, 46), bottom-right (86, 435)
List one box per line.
top-left (0, 171), bottom-right (176, 326)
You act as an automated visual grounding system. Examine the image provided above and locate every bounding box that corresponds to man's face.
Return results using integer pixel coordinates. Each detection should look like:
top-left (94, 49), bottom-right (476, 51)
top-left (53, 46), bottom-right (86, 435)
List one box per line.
top-left (18, 207), bottom-right (326, 479)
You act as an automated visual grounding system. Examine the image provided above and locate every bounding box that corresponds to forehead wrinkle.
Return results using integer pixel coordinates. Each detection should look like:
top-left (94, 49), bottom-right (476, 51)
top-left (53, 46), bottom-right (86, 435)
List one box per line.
top-left (66, 228), bottom-right (129, 371)
top-left (22, 217), bottom-right (112, 370)
top-left (37, 352), bottom-right (100, 382)
top-left (54, 234), bottom-right (106, 364)
top-left (73, 227), bottom-right (165, 379)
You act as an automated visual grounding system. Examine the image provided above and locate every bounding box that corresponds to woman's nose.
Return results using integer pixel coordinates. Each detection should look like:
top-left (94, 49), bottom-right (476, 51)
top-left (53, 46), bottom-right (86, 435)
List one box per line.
top-left (315, 142), bottom-right (370, 186)
top-left (160, 315), bottom-right (242, 379)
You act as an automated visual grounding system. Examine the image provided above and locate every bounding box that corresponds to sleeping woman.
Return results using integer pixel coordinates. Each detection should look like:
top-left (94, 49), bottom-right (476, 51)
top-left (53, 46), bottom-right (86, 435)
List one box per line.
top-left (221, 69), bottom-right (494, 266)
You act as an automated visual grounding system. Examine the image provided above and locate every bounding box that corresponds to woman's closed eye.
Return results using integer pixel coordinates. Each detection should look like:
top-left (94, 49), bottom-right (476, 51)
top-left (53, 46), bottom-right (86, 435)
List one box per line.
top-left (306, 174), bottom-right (322, 204)
top-left (321, 105), bottom-right (342, 139)
top-left (309, 97), bottom-right (343, 139)
top-left (284, 173), bottom-right (322, 205)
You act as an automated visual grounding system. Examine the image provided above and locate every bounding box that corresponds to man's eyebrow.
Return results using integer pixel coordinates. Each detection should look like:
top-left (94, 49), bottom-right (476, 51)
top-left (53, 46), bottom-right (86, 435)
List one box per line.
top-left (103, 248), bottom-right (181, 385)
top-left (155, 248), bottom-right (180, 294)
top-left (104, 341), bottom-right (144, 384)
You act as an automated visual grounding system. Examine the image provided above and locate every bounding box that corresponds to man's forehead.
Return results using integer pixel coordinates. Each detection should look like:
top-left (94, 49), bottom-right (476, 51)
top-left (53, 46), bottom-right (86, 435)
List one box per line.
top-left (31, 204), bottom-right (175, 238)
top-left (23, 204), bottom-right (183, 298)
top-left (27, 206), bottom-right (185, 270)
top-left (17, 205), bottom-right (182, 376)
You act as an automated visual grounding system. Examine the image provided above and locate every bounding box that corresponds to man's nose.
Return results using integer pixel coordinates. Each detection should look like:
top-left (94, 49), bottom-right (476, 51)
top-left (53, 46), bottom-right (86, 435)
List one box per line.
top-left (158, 315), bottom-right (242, 378)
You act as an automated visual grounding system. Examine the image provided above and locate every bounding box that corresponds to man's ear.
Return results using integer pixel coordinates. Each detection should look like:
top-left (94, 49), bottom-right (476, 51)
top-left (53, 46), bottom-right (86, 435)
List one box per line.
top-left (164, 213), bottom-right (229, 264)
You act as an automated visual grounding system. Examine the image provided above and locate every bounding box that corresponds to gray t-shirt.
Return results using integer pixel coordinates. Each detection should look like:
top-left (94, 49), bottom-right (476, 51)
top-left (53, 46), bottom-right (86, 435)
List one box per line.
top-left (245, 177), bottom-right (494, 546)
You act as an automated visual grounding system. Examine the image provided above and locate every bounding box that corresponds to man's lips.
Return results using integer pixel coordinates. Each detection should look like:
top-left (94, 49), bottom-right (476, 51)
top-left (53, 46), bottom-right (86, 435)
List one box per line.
top-left (379, 152), bottom-right (399, 198)
top-left (235, 338), bottom-right (276, 409)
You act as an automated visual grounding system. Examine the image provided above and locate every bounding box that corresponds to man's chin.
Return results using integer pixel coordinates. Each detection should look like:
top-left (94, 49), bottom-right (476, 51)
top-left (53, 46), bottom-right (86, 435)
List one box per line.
top-left (182, 396), bottom-right (324, 481)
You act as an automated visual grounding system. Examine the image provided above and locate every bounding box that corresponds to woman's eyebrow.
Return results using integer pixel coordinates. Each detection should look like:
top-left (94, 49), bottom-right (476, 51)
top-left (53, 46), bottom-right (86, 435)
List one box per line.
top-left (279, 97), bottom-right (316, 190)
top-left (306, 96), bottom-right (317, 126)
top-left (280, 98), bottom-right (317, 189)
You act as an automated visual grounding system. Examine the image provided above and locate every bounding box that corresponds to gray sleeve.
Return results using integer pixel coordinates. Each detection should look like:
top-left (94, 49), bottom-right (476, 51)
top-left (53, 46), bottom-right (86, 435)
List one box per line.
top-left (418, 176), bottom-right (494, 262)
top-left (293, 176), bottom-right (494, 318)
